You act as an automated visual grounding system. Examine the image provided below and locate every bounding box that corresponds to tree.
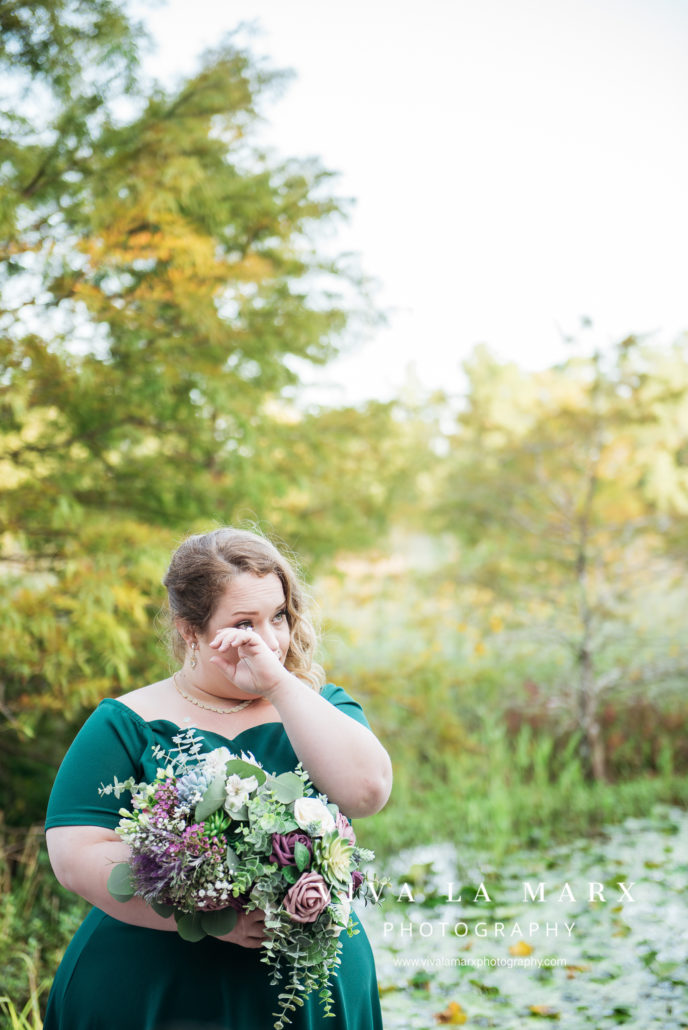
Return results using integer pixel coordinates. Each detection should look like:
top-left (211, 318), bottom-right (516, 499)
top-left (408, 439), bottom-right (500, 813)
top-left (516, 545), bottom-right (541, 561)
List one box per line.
top-left (436, 337), bottom-right (688, 780)
top-left (0, 0), bottom-right (404, 810)
top-left (1, 9), bottom-right (358, 534)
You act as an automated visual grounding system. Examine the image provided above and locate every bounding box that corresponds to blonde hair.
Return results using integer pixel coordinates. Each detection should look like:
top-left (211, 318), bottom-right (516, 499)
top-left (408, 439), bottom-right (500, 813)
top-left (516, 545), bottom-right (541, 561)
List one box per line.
top-left (162, 527), bottom-right (325, 690)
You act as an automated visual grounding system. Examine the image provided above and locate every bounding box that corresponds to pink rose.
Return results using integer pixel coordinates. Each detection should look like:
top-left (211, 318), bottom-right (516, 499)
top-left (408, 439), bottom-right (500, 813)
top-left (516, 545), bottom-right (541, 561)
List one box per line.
top-left (335, 811), bottom-right (356, 845)
top-left (283, 872), bottom-right (331, 924)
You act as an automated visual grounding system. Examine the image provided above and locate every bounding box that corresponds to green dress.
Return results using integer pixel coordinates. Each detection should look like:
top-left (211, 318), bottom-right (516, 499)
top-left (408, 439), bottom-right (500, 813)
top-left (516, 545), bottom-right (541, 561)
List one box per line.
top-left (44, 684), bottom-right (383, 1030)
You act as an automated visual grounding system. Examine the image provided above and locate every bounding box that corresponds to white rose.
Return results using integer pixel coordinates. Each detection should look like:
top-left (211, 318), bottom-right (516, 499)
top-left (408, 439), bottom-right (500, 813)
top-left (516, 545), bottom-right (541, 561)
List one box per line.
top-left (293, 797), bottom-right (336, 837)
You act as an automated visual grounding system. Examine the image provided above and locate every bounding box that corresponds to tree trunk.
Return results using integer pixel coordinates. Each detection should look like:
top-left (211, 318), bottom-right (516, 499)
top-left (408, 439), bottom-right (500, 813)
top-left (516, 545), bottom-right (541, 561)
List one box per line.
top-left (575, 416), bottom-right (607, 782)
top-left (578, 643), bottom-right (607, 781)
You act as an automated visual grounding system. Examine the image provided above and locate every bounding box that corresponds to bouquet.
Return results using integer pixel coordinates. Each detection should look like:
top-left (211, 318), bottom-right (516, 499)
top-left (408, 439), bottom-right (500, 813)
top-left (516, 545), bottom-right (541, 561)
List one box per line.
top-left (100, 730), bottom-right (376, 1029)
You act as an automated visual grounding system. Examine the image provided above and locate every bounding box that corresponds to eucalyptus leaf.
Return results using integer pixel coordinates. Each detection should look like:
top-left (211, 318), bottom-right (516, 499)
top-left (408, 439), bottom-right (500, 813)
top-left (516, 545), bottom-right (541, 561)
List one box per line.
top-left (175, 911), bottom-right (206, 942)
top-left (225, 845), bottom-right (240, 873)
top-left (150, 900), bottom-right (174, 919)
top-left (225, 758), bottom-right (266, 785)
top-left (201, 907), bottom-right (239, 938)
top-left (107, 863), bottom-right (135, 902)
top-left (195, 768), bottom-right (227, 822)
top-left (271, 772), bottom-right (305, 804)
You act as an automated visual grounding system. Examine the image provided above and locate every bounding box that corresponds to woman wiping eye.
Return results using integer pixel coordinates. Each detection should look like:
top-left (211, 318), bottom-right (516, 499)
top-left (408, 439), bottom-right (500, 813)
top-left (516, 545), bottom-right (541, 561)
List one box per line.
top-left (43, 526), bottom-right (392, 1030)
top-left (231, 607), bottom-right (288, 631)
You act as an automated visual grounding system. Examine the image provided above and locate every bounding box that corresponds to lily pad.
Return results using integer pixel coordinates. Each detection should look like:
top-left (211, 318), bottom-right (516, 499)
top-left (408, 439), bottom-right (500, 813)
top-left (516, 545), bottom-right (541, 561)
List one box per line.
top-left (368, 805), bottom-right (688, 1030)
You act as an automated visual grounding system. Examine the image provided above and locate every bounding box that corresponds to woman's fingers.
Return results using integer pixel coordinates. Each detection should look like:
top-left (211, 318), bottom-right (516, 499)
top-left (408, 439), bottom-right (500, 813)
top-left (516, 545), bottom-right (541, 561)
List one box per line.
top-left (210, 628), bottom-right (262, 653)
top-left (222, 908), bottom-right (266, 948)
top-left (244, 909), bottom-right (264, 927)
top-left (206, 630), bottom-right (280, 695)
top-left (246, 910), bottom-right (266, 939)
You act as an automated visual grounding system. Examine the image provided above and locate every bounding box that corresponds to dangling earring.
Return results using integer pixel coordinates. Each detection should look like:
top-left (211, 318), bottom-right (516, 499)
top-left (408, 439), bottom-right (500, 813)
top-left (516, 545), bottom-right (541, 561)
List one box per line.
top-left (189, 641), bottom-right (198, 669)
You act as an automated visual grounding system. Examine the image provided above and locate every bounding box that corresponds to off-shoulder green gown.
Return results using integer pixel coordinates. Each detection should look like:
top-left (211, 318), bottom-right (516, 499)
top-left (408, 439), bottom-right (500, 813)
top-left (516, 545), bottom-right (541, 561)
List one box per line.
top-left (44, 684), bottom-right (383, 1030)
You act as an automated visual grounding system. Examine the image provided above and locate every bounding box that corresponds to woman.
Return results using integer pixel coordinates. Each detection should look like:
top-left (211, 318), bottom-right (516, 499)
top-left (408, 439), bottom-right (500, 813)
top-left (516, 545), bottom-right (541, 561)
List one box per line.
top-left (44, 527), bottom-right (392, 1030)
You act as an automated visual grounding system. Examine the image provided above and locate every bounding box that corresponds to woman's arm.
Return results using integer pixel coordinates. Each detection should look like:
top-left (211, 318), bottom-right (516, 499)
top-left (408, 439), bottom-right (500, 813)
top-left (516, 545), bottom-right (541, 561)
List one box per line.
top-left (209, 628), bottom-right (393, 818)
top-left (46, 825), bottom-right (175, 928)
top-left (45, 826), bottom-right (265, 946)
top-left (268, 676), bottom-right (393, 818)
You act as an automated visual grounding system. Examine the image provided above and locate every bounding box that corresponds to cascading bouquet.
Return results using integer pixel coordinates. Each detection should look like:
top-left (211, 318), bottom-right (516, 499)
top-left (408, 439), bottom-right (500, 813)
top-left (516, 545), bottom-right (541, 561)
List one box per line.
top-left (99, 730), bottom-right (377, 1029)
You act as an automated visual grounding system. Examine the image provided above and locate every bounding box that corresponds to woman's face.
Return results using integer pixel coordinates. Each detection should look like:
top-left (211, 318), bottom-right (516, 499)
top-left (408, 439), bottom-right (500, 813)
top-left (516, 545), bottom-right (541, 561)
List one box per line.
top-left (190, 571), bottom-right (291, 694)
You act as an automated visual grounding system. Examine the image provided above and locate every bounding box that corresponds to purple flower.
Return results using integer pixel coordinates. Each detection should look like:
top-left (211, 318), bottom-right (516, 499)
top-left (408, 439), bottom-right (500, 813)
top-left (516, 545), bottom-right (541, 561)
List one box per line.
top-left (350, 869), bottom-right (365, 896)
top-left (129, 851), bottom-right (174, 902)
top-left (270, 831), bottom-right (313, 868)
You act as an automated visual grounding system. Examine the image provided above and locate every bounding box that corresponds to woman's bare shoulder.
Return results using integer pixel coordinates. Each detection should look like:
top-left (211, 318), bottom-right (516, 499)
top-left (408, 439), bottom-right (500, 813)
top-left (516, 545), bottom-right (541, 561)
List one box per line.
top-left (117, 678), bottom-right (173, 721)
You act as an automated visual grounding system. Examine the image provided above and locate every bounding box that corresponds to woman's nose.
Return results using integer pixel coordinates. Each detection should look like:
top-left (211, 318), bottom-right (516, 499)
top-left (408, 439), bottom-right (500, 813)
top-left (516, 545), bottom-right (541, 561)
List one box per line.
top-left (259, 622), bottom-right (279, 652)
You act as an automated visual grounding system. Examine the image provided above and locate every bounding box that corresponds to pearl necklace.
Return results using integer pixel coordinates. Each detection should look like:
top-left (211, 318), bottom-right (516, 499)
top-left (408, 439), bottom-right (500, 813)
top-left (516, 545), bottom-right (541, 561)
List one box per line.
top-left (173, 673), bottom-right (258, 714)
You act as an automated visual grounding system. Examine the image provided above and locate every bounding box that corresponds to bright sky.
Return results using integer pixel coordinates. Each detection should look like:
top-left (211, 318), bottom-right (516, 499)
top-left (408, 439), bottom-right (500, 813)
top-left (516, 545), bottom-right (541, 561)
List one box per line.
top-left (142, 0), bottom-right (688, 404)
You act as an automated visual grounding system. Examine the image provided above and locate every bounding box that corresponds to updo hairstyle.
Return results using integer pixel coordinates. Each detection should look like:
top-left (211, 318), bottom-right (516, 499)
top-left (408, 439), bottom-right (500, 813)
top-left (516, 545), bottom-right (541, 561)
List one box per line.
top-left (163, 527), bottom-right (325, 690)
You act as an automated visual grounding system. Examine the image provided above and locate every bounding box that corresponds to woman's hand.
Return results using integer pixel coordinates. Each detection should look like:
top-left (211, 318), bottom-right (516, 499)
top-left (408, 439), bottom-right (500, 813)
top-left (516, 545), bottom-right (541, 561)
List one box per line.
top-left (208, 628), bottom-right (289, 697)
top-left (219, 907), bottom-right (266, 949)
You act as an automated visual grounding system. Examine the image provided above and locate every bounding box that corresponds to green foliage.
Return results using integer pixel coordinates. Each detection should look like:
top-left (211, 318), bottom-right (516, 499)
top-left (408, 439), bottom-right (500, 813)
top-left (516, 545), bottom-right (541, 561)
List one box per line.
top-left (269, 772), bottom-right (306, 805)
top-left (106, 863), bottom-right (134, 902)
top-left (0, 0), bottom-right (423, 797)
top-left (1, 28), bottom-right (357, 542)
top-left (315, 533), bottom-right (688, 861)
top-left (0, 972), bottom-right (43, 1030)
top-left (360, 709), bottom-right (688, 864)
top-left (201, 905), bottom-right (238, 938)
top-left (175, 910), bottom-right (206, 943)
top-left (256, 400), bottom-right (437, 561)
top-left (431, 338), bottom-right (688, 779)
top-left (0, 826), bottom-right (87, 1023)
top-left (195, 770), bottom-right (231, 822)
top-left (0, 0), bottom-right (141, 101)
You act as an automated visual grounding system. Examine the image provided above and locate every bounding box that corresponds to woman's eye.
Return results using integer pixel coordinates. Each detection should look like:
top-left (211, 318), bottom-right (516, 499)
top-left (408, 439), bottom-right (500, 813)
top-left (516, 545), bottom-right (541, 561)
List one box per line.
top-left (273, 610), bottom-right (287, 623)
top-left (236, 620), bottom-right (253, 630)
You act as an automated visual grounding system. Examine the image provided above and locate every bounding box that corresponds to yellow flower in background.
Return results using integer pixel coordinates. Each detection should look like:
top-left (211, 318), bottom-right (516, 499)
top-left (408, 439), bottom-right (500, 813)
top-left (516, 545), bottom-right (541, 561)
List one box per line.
top-left (434, 1000), bottom-right (468, 1024)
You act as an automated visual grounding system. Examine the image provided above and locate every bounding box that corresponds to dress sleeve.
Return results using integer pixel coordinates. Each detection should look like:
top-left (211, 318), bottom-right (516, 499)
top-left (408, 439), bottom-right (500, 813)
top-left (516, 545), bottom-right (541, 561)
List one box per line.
top-left (320, 683), bottom-right (372, 730)
top-left (45, 700), bottom-right (151, 831)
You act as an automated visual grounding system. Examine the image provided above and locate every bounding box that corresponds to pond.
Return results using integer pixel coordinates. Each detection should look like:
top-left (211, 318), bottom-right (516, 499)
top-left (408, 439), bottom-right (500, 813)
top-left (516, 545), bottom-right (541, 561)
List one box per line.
top-left (356, 804), bottom-right (688, 1028)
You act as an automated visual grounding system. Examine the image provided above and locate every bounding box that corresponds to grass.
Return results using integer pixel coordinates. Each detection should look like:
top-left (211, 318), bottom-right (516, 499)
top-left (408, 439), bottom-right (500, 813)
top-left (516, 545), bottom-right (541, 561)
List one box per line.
top-left (0, 955), bottom-right (45, 1030)
top-left (356, 716), bottom-right (688, 865)
top-left (0, 826), bottom-right (87, 1030)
